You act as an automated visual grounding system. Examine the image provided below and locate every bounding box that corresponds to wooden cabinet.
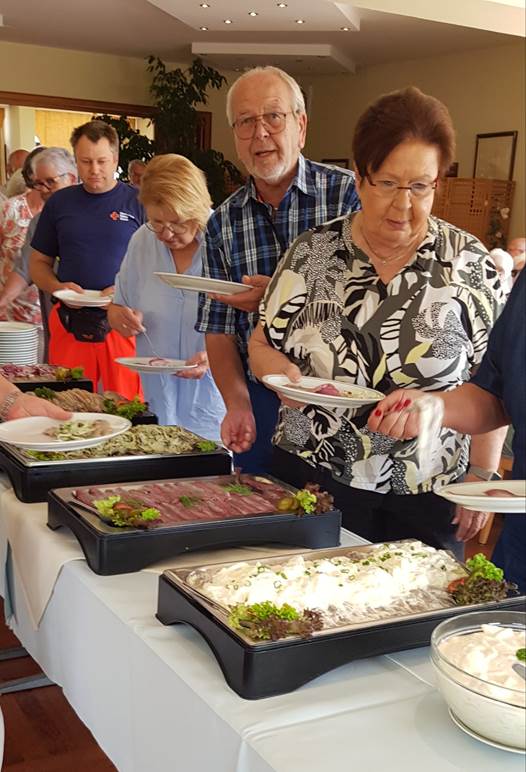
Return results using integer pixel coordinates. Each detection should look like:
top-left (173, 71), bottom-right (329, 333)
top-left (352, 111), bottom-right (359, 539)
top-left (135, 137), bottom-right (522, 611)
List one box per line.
top-left (432, 177), bottom-right (515, 249)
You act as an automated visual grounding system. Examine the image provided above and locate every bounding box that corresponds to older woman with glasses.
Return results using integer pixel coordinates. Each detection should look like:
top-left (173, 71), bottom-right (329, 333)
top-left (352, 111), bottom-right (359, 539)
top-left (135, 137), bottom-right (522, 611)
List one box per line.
top-left (108, 154), bottom-right (225, 439)
top-left (249, 86), bottom-right (506, 556)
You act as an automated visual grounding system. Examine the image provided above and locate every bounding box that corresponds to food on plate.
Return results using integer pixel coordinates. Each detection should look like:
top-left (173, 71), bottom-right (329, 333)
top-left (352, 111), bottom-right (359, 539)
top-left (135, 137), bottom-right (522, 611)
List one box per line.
top-left (284, 382), bottom-right (353, 398)
top-left (23, 425), bottom-right (218, 461)
top-left (437, 623), bottom-right (526, 706)
top-left (447, 553), bottom-right (518, 605)
top-left (43, 419), bottom-right (113, 441)
top-left (72, 475), bottom-right (330, 528)
top-left (228, 601), bottom-right (323, 641)
top-left (0, 363), bottom-right (84, 382)
top-left (31, 387), bottom-right (147, 420)
top-left (484, 488), bottom-right (519, 497)
top-left (187, 541), bottom-right (469, 640)
top-left (517, 647), bottom-right (526, 662)
top-left (147, 357), bottom-right (172, 366)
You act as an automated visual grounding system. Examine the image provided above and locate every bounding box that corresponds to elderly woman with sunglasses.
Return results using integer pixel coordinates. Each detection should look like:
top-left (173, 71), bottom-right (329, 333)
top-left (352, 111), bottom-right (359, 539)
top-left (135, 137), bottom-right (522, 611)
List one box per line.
top-left (108, 155), bottom-right (225, 440)
top-left (249, 86), bottom-right (506, 557)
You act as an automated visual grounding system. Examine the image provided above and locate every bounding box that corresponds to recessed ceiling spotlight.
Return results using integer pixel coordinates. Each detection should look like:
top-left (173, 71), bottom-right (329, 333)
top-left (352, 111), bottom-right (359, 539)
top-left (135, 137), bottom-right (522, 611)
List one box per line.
top-left (295, 19), bottom-right (305, 24)
top-left (224, 18), bottom-right (233, 24)
top-left (200, 3), bottom-right (210, 7)
top-left (200, 26), bottom-right (208, 30)
top-left (277, 2), bottom-right (287, 7)
top-left (248, 11), bottom-right (258, 16)
top-left (340, 26), bottom-right (350, 31)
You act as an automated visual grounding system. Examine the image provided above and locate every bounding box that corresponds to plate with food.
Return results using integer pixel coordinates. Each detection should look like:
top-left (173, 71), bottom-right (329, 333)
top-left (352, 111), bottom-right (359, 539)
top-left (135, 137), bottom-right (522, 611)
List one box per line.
top-left (437, 480), bottom-right (526, 513)
top-left (115, 357), bottom-right (198, 375)
top-left (0, 412), bottom-right (131, 451)
top-left (53, 289), bottom-right (112, 308)
top-left (262, 375), bottom-right (384, 408)
top-left (154, 272), bottom-right (250, 296)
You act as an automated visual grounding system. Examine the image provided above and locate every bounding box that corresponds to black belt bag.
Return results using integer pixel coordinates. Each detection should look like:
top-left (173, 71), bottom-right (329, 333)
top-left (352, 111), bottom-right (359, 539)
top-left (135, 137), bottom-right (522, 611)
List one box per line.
top-left (57, 304), bottom-right (110, 343)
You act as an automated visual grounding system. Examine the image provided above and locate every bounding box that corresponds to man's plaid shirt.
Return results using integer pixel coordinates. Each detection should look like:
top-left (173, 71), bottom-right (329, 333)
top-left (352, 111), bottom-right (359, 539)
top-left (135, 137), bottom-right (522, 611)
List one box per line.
top-left (196, 155), bottom-right (361, 363)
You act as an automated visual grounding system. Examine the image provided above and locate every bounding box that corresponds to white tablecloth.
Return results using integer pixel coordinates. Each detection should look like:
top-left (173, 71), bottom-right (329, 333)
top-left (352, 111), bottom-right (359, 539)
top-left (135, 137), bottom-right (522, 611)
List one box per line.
top-left (0, 475), bottom-right (523, 772)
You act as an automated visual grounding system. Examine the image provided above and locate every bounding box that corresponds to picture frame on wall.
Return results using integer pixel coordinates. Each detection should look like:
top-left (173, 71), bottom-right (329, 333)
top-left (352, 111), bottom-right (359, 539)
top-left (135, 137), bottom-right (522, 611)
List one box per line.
top-left (473, 131), bottom-right (518, 180)
top-left (321, 158), bottom-right (349, 169)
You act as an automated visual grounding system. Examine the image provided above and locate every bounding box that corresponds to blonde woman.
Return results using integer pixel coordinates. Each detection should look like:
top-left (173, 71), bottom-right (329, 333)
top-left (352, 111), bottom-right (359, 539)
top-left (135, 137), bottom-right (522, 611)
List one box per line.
top-left (108, 154), bottom-right (225, 439)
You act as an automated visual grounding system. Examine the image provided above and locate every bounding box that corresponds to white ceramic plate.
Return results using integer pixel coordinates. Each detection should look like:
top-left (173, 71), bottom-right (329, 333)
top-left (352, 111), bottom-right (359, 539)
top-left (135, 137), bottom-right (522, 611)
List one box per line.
top-left (115, 356), bottom-right (198, 375)
top-left (0, 412), bottom-right (131, 451)
top-left (53, 289), bottom-right (112, 308)
top-left (449, 709), bottom-right (525, 754)
top-left (262, 375), bottom-right (384, 408)
top-left (154, 272), bottom-right (250, 296)
top-left (0, 322), bottom-right (37, 333)
top-left (437, 480), bottom-right (525, 513)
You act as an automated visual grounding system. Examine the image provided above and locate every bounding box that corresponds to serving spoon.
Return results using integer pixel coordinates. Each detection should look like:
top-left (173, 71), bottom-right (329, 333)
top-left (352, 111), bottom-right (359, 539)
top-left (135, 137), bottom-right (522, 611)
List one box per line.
top-left (512, 661), bottom-right (526, 681)
top-left (139, 325), bottom-right (165, 360)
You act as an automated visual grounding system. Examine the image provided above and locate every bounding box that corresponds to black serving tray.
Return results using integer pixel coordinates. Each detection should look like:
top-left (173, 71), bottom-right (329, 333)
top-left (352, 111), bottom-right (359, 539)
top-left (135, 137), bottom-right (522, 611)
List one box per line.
top-left (0, 443), bottom-right (231, 503)
top-left (47, 476), bottom-right (342, 575)
top-left (13, 378), bottom-right (94, 393)
top-left (156, 547), bottom-right (526, 699)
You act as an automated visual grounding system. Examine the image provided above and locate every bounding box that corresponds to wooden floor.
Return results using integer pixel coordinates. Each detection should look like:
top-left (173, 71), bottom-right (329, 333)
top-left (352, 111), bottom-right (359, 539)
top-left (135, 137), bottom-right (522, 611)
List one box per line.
top-left (0, 517), bottom-right (503, 770)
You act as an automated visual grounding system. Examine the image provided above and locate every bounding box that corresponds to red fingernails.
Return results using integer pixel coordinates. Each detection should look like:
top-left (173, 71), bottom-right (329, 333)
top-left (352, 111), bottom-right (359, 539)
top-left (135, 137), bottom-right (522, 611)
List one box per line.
top-left (374, 409), bottom-right (382, 417)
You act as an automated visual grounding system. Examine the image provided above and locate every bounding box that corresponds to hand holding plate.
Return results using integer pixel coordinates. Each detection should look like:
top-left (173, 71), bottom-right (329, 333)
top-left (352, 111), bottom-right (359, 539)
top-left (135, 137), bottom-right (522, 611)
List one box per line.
top-left (208, 274), bottom-right (271, 312)
top-left (175, 351), bottom-right (209, 380)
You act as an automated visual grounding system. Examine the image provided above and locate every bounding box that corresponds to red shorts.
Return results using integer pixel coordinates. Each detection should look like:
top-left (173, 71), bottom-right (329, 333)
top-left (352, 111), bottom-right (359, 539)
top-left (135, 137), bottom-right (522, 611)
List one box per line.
top-left (48, 305), bottom-right (142, 400)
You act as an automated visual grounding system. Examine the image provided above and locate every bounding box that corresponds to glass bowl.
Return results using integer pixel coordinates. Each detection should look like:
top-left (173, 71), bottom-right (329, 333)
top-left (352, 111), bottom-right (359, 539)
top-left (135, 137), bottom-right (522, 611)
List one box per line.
top-left (431, 610), bottom-right (526, 750)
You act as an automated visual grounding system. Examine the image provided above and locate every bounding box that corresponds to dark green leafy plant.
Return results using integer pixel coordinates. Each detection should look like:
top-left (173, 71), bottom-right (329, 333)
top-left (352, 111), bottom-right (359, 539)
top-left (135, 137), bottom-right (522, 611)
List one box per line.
top-left (146, 56), bottom-right (244, 205)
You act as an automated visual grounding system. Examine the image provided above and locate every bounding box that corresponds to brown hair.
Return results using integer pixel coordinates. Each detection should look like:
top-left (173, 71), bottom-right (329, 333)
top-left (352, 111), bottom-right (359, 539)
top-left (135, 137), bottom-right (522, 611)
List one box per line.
top-left (70, 120), bottom-right (119, 156)
top-left (139, 154), bottom-right (212, 231)
top-left (352, 86), bottom-right (456, 178)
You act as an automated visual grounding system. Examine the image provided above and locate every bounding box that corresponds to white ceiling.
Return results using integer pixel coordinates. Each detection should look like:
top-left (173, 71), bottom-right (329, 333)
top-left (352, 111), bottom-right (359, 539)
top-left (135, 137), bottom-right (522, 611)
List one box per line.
top-left (0, 0), bottom-right (522, 75)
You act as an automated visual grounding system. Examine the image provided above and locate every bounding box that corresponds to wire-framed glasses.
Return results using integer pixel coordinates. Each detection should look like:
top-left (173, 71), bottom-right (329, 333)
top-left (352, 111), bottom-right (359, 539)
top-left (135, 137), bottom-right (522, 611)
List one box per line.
top-left (232, 111), bottom-right (293, 139)
top-left (366, 175), bottom-right (438, 199)
top-left (32, 173), bottom-right (69, 191)
top-left (145, 220), bottom-right (192, 236)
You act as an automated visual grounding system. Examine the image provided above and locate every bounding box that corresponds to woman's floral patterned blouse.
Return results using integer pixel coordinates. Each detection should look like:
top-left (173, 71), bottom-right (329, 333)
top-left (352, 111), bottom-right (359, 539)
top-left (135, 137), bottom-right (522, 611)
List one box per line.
top-left (0, 193), bottom-right (41, 325)
top-left (260, 213), bottom-right (504, 494)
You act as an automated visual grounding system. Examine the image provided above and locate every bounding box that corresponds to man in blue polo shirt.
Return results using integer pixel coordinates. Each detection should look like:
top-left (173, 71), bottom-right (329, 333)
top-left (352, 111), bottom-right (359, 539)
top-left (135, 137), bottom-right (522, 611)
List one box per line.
top-left (30, 120), bottom-right (144, 397)
top-left (196, 66), bottom-right (360, 474)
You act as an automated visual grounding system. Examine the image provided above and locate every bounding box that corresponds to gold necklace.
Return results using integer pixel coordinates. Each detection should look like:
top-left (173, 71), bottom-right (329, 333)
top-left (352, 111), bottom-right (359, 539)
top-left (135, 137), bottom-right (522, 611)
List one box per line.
top-left (358, 220), bottom-right (410, 265)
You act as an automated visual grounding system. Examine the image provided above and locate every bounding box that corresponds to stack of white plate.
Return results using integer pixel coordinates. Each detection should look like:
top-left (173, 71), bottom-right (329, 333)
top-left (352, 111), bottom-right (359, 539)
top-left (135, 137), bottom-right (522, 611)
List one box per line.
top-left (0, 322), bottom-right (39, 365)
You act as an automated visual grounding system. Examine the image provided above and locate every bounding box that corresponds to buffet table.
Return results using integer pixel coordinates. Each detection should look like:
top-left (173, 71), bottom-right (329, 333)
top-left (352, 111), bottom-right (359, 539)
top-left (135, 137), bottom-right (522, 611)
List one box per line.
top-left (0, 473), bottom-right (523, 772)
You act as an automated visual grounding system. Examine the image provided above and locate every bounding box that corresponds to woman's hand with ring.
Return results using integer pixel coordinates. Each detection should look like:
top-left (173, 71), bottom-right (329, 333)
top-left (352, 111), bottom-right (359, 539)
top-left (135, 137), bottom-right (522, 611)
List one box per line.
top-left (107, 303), bottom-right (144, 337)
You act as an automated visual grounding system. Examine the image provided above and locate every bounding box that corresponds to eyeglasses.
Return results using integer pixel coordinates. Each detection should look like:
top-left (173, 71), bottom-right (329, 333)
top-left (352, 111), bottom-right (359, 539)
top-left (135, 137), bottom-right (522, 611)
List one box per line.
top-left (32, 173), bottom-right (69, 191)
top-left (366, 175), bottom-right (438, 199)
top-left (145, 220), bottom-right (193, 236)
top-left (232, 111), bottom-right (294, 139)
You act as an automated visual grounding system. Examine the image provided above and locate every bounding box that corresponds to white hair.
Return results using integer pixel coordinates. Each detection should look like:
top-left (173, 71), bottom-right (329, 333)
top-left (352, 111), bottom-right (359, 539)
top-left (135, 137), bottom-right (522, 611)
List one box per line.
top-left (226, 66), bottom-right (306, 126)
top-left (128, 158), bottom-right (147, 174)
top-left (33, 147), bottom-right (77, 177)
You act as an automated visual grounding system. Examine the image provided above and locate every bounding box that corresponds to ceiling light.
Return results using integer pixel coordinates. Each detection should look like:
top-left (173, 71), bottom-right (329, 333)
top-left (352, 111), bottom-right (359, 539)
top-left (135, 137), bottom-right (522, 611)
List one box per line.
top-left (295, 19), bottom-right (305, 24)
top-left (224, 18), bottom-right (233, 24)
top-left (277, 2), bottom-right (287, 7)
top-left (248, 11), bottom-right (258, 16)
top-left (200, 3), bottom-right (210, 7)
top-left (340, 27), bottom-right (350, 31)
top-left (200, 26), bottom-right (209, 30)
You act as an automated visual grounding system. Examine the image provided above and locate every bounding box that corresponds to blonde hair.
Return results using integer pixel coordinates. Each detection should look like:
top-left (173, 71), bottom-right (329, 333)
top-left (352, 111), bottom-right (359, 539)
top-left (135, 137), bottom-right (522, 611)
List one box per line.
top-left (139, 154), bottom-right (212, 230)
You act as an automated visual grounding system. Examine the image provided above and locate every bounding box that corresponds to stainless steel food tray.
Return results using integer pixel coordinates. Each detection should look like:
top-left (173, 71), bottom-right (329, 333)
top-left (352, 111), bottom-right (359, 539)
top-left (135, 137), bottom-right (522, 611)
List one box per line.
top-left (47, 475), bottom-right (341, 574)
top-left (0, 440), bottom-right (231, 503)
top-left (156, 541), bottom-right (526, 698)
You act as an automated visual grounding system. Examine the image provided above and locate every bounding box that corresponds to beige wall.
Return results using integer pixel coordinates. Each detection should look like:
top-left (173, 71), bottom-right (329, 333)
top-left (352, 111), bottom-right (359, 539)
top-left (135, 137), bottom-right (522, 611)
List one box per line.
top-left (1, 39), bottom-right (523, 236)
top-left (0, 41), bottom-right (238, 165)
top-left (300, 40), bottom-right (525, 238)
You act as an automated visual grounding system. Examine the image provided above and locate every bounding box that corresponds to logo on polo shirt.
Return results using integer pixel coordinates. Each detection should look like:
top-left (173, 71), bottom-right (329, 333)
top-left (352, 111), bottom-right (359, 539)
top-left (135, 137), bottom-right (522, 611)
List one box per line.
top-left (110, 211), bottom-right (134, 222)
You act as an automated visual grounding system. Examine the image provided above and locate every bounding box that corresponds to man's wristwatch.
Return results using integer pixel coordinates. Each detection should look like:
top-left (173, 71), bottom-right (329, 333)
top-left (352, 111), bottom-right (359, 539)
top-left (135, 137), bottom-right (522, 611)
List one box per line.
top-left (466, 464), bottom-right (502, 481)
